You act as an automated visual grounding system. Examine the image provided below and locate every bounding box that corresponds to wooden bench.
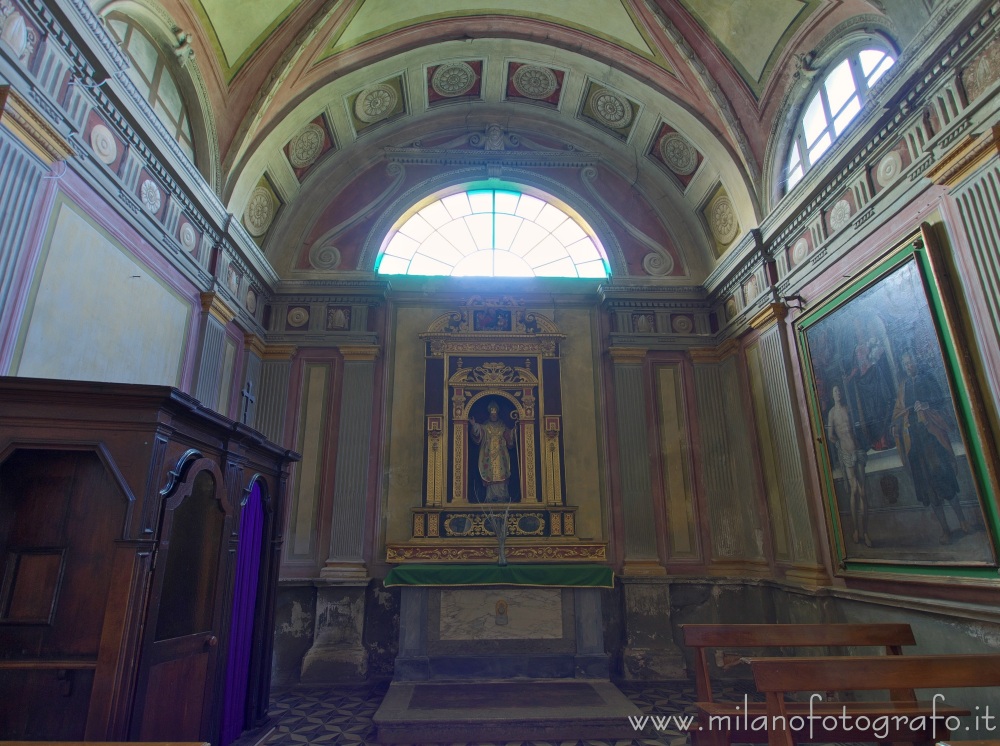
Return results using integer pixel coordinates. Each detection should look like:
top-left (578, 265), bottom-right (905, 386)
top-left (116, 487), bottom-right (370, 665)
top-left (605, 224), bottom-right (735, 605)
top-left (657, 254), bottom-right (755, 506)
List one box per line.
top-left (750, 653), bottom-right (1000, 746)
top-left (681, 623), bottom-right (917, 746)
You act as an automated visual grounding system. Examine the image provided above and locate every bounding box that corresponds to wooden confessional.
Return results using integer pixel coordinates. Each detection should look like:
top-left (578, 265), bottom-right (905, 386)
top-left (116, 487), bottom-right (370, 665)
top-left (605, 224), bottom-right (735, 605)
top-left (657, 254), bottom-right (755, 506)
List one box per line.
top-left (0, 377), bottom-right (299, 744)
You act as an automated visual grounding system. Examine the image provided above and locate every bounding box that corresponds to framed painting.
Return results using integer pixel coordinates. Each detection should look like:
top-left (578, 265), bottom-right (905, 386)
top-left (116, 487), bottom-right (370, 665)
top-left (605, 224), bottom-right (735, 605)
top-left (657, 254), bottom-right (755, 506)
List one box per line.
top-left (796, 228), bottom-right (1000, 576)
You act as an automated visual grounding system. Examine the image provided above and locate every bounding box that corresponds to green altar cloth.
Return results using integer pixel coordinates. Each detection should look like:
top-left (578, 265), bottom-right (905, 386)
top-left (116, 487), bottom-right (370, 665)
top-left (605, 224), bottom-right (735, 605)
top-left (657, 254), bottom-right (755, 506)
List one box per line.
top-left (384, 563), bottom-right (614, 588)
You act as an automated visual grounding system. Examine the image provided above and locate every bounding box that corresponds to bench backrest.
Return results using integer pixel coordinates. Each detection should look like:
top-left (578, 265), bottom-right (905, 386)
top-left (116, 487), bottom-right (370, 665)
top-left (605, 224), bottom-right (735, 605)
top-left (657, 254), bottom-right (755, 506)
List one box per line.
top-left (681, 623), bottom-right (916, 702)
top-left (751, 653), bottom-right (1000, 693)
top-left (750, 654), bottom-right (1000, 746)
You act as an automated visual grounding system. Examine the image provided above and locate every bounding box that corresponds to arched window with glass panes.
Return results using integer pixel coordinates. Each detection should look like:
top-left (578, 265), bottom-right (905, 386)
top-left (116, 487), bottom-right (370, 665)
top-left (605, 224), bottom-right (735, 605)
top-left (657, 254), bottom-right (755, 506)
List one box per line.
top-left (785, 44), bottom-right (895, 191)
top-left (105, 13), bottom-right (196, 161)
top-left (376, 188), bottom-right (610, 278)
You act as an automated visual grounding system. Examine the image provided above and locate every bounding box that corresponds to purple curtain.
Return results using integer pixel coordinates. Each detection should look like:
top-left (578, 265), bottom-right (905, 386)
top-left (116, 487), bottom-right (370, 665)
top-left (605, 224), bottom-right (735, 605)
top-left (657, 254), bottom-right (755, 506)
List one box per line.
top-left (220, 482), bottom-right (264, 745)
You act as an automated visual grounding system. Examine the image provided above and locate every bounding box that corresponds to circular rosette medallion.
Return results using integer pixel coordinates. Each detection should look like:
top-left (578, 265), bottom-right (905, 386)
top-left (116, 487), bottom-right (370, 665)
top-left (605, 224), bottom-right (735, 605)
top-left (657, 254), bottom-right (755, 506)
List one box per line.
top-left (354, 83), bottom-right (398, 123)
top-left (709, 196), bottom-right (738, 244)
top-left (659, 133), bottom-right (698, 176)
top-left (589, 88), bottom-right (633, 128)
top-left (431, 62), bottom-right (476, 97)
top-left (829, 199), bottom-right (852, 231)
top-left (243, 187), bottom-right (275, 237)
top-left (140, 179), bottom-right (161, 214)
top-left (288, 123), bottom-right (325, 168)
top-left (511, 64), bottom-right (558, 99)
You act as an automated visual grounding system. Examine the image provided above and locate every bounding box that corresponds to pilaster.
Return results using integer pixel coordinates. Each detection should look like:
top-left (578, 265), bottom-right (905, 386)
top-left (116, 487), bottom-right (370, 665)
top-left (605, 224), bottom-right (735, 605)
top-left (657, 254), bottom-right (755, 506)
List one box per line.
top-left (321, 344), bottom-right (381, 580)
top-left (608, 347), bottom-right (664, 577)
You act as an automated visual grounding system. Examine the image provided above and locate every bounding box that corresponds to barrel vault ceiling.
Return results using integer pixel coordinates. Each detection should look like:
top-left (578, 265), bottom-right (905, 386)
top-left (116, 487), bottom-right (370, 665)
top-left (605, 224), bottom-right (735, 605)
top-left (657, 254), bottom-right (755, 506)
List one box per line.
top-left (115, 0), bottom-right (926, 282)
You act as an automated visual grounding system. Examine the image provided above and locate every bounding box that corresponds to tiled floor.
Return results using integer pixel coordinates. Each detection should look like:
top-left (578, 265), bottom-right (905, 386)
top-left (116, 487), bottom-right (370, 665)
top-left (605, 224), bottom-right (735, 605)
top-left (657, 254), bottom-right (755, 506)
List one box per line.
top-left (246, 679), bottom-right (758, 746)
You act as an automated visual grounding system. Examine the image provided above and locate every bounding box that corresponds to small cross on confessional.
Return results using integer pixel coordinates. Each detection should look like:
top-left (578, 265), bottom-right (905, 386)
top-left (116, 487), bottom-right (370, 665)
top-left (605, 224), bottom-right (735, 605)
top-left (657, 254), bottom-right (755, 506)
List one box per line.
top-left (240, 380), bottom-right (256, 425)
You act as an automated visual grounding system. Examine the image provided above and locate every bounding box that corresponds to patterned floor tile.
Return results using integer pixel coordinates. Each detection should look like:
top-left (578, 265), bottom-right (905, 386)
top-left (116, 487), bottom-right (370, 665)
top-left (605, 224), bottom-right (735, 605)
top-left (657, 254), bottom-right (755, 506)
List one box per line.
top-left (236, 679), bottom-right (753, 746)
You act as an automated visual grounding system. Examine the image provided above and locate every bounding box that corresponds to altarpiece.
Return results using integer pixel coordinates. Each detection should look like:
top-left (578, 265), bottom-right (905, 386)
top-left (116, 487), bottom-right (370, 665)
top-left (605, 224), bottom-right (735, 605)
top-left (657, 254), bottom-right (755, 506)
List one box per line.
top-left (386, 298), bottom-right (606, 563)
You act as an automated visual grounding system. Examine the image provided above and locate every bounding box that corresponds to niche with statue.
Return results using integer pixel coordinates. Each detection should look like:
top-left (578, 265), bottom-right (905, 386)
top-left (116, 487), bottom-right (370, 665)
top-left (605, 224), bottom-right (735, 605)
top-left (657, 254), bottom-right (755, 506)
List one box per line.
top-left (386, 297), bottom-right (605, 564)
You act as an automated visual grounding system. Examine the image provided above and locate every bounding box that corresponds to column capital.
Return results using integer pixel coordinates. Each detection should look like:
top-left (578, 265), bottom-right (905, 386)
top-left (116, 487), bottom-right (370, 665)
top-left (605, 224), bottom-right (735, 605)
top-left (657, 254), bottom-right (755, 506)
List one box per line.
top-left (927, 125), bottom-right (1000, 188)
top-left (608, 347), bottom-right (647, 365)
top-left (338, 344), bottom-right (380, 362)
top-left (244, 333), bottom-right (268, 357)
top-left (687, 338), bottom-right (741, 364)
top-left (749, 302), bottom-right (789, 331)
top-left (0, 86), bottom-right (75, 164)
top-left (200, 292), bottom-right (237, 325)
top-left (261, 344), bottom-right (297, 361)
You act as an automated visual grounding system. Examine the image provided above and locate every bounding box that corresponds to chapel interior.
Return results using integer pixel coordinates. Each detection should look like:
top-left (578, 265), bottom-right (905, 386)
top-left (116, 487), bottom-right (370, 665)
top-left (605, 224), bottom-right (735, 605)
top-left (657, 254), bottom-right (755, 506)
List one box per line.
top-left (2, 0), bottom-right (1000, 744)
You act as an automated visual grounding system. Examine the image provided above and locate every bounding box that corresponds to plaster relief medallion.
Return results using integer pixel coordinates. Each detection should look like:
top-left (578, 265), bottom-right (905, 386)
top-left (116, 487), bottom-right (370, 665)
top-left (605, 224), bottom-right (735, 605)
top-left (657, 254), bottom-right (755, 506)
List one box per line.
top-left (876, 151), bottom-right (903, 188)
top-left (672, 315), bottom-right (694, 334)
top-left (226, 266), bottom-right (239, 294)
top-left (287, 307), bottom-right (309, 328)
top-left (309, 240), bottom-right (341, 270)
top-left (355, 83), bottom-right (397, 123)
top-left (288, 123), bottom-right (324, 168)
top-left (245, 288), bottom-right (257, 314)
top-left (326, 306), bottom-right (350, 330)
top-left (589, 87), bottom-right (632, 128)
top-left (244, 186), bottom-right (274, 237)
top-left (724, 297), bottom-right (738, 321)
top-left (791, 238), bottom-right (809, 264)
top-left (432, 61), bottom-right (476, 97)
top-left (512, 64), bottom-right (558, 99)
top-left (0, 10), bottom-right (34, 60)
top-left (709, 195), bottom-right (738, 245)
top-left (90, 123), bottom-right (117, 164)
top-left (829, 199), bottom-right (853, 231)
top-left (140, 179), bottom-right (161, 214)
top-left (633, 314), bottom-right (654, 333)
top-left (179, 221), bottom-right (198, 252)
top-left (659, 132), bottom-right (698, 176)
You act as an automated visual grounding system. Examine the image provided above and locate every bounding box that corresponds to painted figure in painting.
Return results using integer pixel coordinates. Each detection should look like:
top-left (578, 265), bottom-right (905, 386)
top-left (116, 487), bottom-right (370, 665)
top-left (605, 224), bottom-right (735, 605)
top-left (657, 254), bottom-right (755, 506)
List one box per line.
top-left (892, 351), bottom-right (971, 543)
top-left (469, 400), bottom-right (515, 502)
top-left (827, 385), bottom-right (871, 547)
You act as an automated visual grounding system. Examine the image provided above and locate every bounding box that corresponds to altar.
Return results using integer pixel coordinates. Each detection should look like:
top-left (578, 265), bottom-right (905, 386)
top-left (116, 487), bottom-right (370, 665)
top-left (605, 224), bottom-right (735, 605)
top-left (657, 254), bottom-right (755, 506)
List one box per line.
top-left (384, 563), bottom-right (614, 680)
top-left (374, 564), bottom-right (643, 743)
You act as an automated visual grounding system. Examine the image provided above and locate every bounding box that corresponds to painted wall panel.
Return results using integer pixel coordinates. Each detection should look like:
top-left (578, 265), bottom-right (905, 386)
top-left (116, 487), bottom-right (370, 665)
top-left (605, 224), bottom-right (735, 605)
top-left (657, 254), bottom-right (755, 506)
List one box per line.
top-left (13, 198), bottom-right (191, 386)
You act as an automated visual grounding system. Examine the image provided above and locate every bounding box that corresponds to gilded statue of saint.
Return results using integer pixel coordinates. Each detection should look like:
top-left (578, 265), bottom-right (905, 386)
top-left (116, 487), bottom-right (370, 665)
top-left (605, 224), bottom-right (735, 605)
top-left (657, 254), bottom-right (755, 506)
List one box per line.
top-left (469, 400), bottom-right (515, 502)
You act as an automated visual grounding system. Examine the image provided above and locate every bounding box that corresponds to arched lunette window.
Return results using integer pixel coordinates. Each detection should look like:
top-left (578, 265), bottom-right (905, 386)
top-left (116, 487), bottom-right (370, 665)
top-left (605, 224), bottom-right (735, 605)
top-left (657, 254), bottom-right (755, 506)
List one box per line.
top-left (105, 12), bottom-right (196, 161)
top-left (785, 44), bottom-right (895, 191)
top-left (376, 188), bottom-right (609, 278)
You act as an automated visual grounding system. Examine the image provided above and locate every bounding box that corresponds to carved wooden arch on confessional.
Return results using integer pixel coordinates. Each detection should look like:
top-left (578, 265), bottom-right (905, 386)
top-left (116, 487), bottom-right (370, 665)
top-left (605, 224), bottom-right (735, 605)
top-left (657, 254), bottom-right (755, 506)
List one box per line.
top-left (133, 453), bottom-right (233, 742)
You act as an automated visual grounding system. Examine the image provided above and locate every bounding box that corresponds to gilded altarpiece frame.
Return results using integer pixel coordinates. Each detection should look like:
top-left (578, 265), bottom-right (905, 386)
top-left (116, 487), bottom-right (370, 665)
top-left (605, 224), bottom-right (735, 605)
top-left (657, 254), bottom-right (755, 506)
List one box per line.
top-left (386, 298), bottom-right (606, 563)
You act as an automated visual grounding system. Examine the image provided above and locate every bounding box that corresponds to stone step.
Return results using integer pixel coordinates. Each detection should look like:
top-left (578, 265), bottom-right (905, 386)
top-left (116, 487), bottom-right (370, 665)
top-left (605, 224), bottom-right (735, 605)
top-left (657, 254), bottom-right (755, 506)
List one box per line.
top-left (373, 679), bottom-right (644, 743)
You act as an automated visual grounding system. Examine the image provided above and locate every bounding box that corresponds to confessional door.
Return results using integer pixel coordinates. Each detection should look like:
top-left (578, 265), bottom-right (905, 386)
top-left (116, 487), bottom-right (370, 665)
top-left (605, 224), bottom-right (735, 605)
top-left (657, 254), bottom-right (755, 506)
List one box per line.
top-left (132, 458), bottom-right (233, 743)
